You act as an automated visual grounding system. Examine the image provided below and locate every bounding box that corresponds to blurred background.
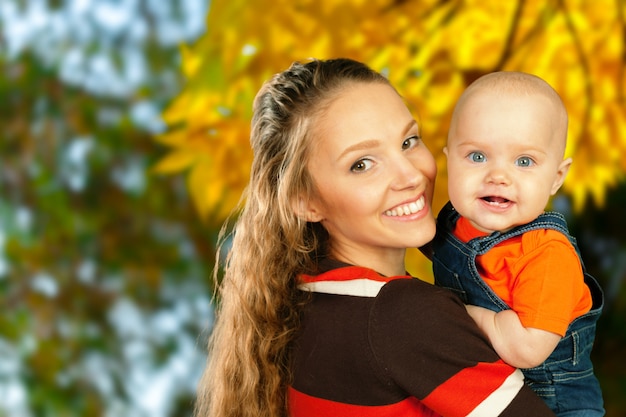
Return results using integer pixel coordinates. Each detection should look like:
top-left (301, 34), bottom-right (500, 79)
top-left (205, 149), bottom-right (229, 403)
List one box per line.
top-left (1, 1), bottom-right (625, 416)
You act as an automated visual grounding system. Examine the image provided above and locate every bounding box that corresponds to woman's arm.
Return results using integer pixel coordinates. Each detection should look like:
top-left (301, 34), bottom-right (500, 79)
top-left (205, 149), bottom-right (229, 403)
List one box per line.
top-left (465, 305), bottom-right (561, 369)
top-left (371, 279), bottom-right (555, 417)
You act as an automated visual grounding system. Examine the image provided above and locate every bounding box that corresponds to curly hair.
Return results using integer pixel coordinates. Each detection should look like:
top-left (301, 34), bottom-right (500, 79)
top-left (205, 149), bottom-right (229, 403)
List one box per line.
top-left (194, 58), bottom-right (390, 417)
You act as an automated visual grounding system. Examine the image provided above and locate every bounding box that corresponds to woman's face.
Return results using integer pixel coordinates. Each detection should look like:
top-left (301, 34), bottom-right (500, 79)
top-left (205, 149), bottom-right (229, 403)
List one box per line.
top-left (302, 82), bottom-right (437, 276)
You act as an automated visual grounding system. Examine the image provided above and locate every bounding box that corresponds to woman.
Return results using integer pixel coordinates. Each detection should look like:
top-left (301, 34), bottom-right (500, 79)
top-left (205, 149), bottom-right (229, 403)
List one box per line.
top-left (195, 58), bottom-right (555, 417)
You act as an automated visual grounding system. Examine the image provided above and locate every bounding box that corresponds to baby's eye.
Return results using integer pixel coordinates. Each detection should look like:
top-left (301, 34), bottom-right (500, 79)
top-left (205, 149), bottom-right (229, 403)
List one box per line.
top-left (468, 152), bottom-right (486, 163)
top-left (350, 159), bottom-right (373, 172)
top-left (402, 135), bottom-right (420, 150)
top-left (516, 156), bottom-right (535, 167)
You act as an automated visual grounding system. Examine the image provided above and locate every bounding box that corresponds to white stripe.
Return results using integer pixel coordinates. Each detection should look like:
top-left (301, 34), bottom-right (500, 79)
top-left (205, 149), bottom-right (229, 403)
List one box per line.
top-left (466, 369), bottom-right (525, 417)
top-left (299, 279), bottom-right (386, 297)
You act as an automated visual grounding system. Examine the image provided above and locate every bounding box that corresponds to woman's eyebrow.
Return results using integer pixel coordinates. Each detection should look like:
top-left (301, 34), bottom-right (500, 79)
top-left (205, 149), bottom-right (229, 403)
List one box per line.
top-left (337, 139), bottom-right (380, 161)
top-left (337, 119), bottom-right (418, 161)
top-left (402, 119), bottom-right (419, 136)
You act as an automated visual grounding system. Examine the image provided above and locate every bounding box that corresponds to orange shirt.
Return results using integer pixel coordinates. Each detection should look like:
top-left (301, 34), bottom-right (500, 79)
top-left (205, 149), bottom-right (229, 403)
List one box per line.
top-left (455, 216), bottom-right (592, 336)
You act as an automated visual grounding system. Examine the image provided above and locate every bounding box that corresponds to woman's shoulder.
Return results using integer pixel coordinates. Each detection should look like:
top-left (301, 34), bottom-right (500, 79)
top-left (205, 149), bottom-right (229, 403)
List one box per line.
top-left (381, 277), bottom-right (462, 300)
top-left (375, 277), bottom-right (467, 320)
top-left (369, 277), bottom-right (502, 380)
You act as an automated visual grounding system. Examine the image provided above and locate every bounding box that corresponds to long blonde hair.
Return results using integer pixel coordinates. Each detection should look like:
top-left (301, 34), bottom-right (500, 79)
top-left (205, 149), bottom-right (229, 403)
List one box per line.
top-left (195, 58), bottom-right (390, 417)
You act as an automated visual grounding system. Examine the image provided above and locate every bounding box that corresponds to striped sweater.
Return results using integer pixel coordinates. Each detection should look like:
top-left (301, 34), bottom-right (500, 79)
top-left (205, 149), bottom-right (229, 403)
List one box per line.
top-left (289, 259), bottom-right (555, 416)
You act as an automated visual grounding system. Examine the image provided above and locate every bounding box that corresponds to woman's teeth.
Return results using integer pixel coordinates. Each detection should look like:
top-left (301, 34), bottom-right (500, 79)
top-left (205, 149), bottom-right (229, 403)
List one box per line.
top-left (385, 196), bottom-right (425, 217)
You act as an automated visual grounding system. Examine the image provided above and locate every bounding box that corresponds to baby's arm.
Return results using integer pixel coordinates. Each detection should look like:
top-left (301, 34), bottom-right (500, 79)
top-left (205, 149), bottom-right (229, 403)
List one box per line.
top-left (465, 305), bottom-right (561, 369)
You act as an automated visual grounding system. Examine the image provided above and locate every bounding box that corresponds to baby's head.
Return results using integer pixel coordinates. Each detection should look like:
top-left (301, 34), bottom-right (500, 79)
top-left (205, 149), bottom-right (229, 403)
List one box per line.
top-left (445, 72), bottom-right (571, 233)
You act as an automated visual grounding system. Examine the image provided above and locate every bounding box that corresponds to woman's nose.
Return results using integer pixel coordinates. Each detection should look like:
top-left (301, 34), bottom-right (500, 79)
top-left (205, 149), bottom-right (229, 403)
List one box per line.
top-left (390, 156), bottom-right (421, 190)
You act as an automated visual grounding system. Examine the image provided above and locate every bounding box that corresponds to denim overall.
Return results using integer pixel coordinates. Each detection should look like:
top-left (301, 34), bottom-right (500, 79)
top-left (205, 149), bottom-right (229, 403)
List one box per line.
top-left (432, 202), bottom-right (604, 416)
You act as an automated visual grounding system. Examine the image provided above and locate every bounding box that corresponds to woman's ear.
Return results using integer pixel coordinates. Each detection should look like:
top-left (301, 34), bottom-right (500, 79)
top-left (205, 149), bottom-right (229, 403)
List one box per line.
top-left (292, 196), bottom-right (325, 223)
top-left (551, 157), bottom-right (572, 195)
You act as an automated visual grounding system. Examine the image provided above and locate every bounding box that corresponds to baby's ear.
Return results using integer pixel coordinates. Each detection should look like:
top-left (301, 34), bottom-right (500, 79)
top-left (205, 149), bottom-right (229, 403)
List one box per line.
top-left (292, 196), bottom-right (324, 223)
top-left (551, 157), bottom-right (572, 195)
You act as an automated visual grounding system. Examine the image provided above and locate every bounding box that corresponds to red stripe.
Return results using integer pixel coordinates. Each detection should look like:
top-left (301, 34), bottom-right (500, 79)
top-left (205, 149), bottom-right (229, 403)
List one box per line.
top-left (289, 387), bottom-right (440, 417)
top-left (422, 359), bottom-right (516, 415)
top-left (300, 266), bottom-right (411, 284)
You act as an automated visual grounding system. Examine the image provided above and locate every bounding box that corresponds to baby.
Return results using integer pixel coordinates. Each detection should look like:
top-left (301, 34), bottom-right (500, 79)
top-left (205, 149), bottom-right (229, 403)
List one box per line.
top-left (432, 71), bottom-right (604, 416)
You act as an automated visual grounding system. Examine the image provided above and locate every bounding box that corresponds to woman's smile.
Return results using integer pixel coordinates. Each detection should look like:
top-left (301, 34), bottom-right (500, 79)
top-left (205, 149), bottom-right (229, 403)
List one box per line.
top-left (384, 195), bottom-right (426, 217)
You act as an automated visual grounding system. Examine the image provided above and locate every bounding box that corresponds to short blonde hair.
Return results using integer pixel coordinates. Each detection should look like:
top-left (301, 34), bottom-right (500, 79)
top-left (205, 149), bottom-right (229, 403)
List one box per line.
top-left (450, 71), bottom-right (568, 155)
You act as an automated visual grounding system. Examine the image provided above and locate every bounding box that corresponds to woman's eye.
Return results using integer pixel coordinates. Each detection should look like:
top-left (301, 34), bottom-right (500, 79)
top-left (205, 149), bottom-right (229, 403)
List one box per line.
top-left (350, 159), bottom-right (373, 172)
top-left (402, 135), bottom-right (420, 150)
top-left (468, 152), bottom-right (486, 163)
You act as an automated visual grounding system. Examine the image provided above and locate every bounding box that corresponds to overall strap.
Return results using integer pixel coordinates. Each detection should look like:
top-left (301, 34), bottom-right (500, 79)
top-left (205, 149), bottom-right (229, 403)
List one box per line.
top-left (437, 201), bottom-right (461, 232)
top-left (469, 211), bottom-right (587, 269)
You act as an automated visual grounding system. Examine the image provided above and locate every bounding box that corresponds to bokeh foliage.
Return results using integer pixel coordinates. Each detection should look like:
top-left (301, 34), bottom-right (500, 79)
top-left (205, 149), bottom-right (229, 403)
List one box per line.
top-left (1, 1), bottom-right (211, 416)
top-left (1, 1), bottom-right (625, 416)
top-left (157, 0), bottom-right (626, 415)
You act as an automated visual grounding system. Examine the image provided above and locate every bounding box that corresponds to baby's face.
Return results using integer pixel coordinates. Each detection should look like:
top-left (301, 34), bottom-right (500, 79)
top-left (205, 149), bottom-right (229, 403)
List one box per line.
top-left (445, 90), bottom-right (570, 233)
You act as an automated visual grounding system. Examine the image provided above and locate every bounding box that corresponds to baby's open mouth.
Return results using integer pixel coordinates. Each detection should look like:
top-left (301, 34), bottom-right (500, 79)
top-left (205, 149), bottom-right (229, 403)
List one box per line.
top-left (482, 196), bottom-right (511, 205)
